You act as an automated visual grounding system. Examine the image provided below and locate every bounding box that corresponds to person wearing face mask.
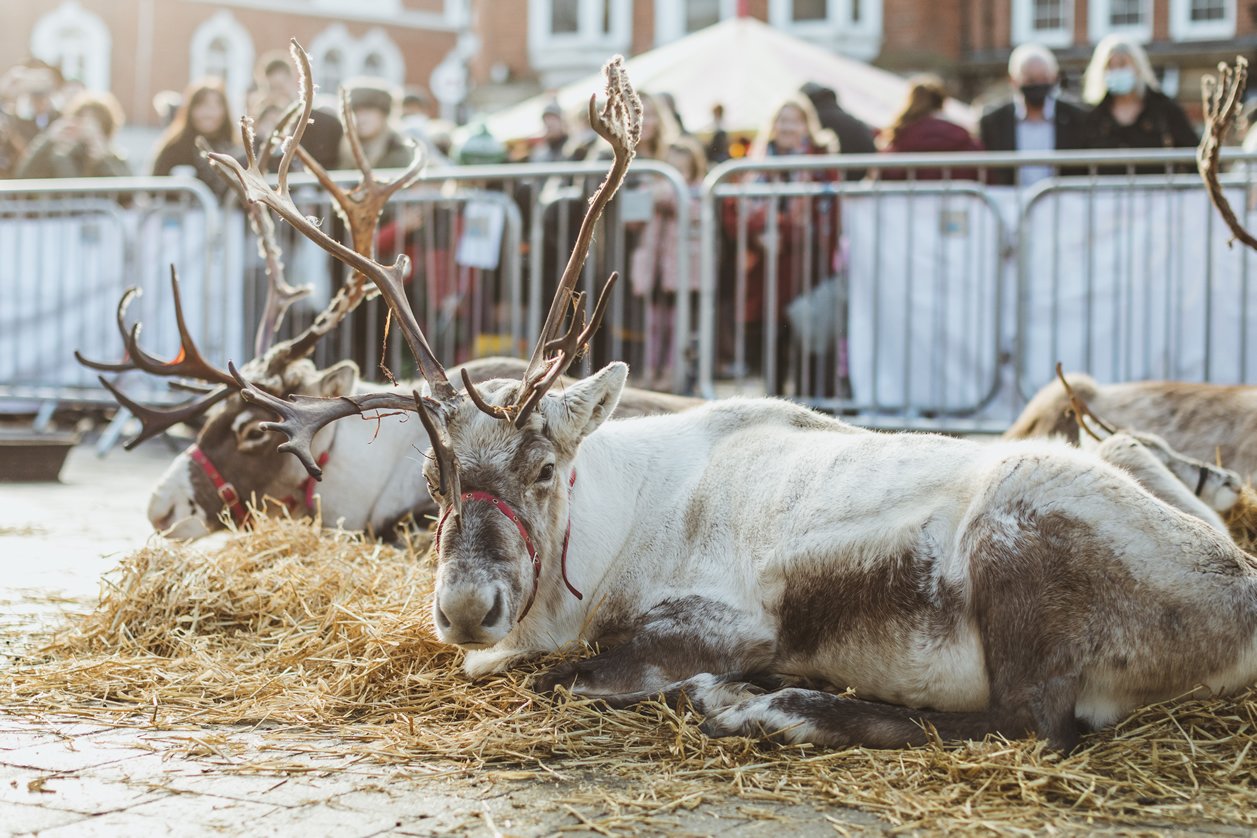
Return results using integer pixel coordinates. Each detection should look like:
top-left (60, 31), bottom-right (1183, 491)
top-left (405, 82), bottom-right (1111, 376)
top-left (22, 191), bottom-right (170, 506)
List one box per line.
top-left (979, 44), bottom-right (1089, 186)
top-left (1081, 34), bottom-right (1197, 169)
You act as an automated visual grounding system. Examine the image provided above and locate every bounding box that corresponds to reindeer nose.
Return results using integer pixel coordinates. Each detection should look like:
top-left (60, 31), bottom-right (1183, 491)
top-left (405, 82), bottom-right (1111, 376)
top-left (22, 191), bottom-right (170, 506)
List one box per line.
top-left (149, 504), bottom-right (177, 533)
top-left (435, 586), bottom-right (507, 645)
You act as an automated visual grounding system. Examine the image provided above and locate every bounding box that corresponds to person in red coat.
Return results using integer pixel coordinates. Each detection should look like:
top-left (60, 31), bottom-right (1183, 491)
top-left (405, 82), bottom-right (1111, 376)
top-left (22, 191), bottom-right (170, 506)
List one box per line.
top-left (723, 95), bottom-right (840, 396)
top-left (878, 75), bottom-right (984, 181)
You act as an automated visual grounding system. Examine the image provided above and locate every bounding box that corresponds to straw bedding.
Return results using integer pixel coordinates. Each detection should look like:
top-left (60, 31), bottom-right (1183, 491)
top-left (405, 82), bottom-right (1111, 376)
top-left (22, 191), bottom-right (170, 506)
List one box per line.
top-left (4, 516), bottom-right (1257, 834)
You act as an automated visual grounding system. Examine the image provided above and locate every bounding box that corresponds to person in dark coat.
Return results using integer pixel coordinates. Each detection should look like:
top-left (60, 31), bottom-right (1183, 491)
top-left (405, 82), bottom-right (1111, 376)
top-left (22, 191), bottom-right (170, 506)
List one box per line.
top-left (800, 82), bottom-right (877, 180)
top-left (979, 43), bottom-right (1089, 186)
top-left (878, 75), bottom-right (983, 181)
top-left (16, 91), bottom-right (129, 179)
top-left (337, 81), bottom-right (413, 170)
top-left (1080, 34), bottom-right (1197, 172)
top-left (253, 52), bottom-right (343, 171)
top-left (150, 80), bottom-right (241, 198)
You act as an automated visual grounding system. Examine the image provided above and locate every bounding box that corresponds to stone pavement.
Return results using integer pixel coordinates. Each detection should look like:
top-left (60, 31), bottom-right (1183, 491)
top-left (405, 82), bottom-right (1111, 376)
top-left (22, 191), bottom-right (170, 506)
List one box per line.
top-left (0, 443), bottom-right (870, 837)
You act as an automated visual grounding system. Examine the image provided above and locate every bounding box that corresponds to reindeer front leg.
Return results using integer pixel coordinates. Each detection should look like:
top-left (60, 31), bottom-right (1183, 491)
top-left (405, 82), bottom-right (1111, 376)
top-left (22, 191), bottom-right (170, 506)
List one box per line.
top-left (533, 596), bottom-right (775, 697)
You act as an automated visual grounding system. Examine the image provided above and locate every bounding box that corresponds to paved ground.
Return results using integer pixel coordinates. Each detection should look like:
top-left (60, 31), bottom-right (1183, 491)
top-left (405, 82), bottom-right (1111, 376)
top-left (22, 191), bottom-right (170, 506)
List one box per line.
top-left (0, 442), bottom-right (875, 837)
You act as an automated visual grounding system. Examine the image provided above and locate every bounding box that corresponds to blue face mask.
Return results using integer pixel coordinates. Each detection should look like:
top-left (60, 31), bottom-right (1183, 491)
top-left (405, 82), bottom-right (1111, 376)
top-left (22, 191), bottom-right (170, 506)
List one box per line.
top-left (1105, 67), bottom-right (1138, 96)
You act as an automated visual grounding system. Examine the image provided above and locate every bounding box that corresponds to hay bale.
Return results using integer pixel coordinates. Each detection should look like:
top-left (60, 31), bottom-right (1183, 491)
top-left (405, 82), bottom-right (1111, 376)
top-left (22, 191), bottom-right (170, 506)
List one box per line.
top-left (5, 516), bottom-right (1257, 832)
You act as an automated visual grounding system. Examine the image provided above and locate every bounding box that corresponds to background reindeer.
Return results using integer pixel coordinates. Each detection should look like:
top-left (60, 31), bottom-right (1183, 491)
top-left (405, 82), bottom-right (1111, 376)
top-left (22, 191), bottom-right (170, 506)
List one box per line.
top-left (218, 46), bottom-right (1257, 753)
top-left (1007, 61), bottom-right (1257, 484)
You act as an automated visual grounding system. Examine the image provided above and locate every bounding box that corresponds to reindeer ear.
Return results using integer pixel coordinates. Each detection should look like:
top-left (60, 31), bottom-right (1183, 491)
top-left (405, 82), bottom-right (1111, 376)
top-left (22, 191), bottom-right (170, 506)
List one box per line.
top-left (543, 362), bottom-right (628, 446)
top-left (317, 361), bottom-right (359, 397)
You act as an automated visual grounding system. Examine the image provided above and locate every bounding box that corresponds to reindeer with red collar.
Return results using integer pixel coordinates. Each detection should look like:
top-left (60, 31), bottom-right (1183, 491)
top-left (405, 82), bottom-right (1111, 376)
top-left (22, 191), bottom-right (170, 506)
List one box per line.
top-left (78, 57), bottom-right (698, 541)
top-left (214, 46), bottom-right (1257, 751)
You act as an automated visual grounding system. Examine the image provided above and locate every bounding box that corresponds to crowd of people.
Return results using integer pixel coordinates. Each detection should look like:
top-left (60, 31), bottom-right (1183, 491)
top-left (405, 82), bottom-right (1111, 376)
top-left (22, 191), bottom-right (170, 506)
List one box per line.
top-left (0, 33), bottom-right (1226, 395)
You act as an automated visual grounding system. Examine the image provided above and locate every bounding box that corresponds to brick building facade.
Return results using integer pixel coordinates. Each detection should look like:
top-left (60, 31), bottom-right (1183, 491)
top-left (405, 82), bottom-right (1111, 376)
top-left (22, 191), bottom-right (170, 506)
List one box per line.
top-left (6, 0), bottom-right (1254, 129)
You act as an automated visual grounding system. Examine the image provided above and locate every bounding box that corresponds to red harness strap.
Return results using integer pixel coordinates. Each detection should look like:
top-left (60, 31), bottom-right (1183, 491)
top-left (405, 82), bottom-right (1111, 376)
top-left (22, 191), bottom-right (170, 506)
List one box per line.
top-left (189, 445), bottom-right (248, 527)
top-left (434, 469), bottom-right (582, 622)
top-left (190, 446), bottom-right (330, 528)
top-left (281, 450), bottom-right (331, 516)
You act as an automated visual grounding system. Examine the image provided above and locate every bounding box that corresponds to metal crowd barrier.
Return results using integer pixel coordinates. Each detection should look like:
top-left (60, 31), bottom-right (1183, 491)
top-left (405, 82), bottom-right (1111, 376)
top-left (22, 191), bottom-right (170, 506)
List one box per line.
top-left (6, 150), bottom-right (1257, 438)
top-left (700, 148), bottom-right (1257, 432)
top-left (0, 176), bottom-right (221, 413)
top-left (0, 161), bottom-right (693, 424)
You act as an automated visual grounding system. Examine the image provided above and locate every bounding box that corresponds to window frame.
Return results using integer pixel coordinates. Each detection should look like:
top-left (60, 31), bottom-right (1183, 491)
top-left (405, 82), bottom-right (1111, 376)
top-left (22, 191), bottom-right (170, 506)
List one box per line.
top-left (1168, 0), bottom-right (1236, 40)
top-left (1087, 0), bottom-right (1152, 42)
top-left (653, 0), bottom-right (738, 45)
top-left (29, 0), bottom-right (113, 91)
top-left (1011, 0), bottom-right (1074, 48)
top-left (765, 0), bottom-right (883, 59)
top-left (189, 10), bottom-right (255, 116)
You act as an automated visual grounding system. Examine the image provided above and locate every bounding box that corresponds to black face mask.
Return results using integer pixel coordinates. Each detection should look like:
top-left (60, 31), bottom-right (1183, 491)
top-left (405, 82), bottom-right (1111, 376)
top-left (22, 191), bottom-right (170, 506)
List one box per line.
top-left (1020, 83), bottom-right (1053, 109)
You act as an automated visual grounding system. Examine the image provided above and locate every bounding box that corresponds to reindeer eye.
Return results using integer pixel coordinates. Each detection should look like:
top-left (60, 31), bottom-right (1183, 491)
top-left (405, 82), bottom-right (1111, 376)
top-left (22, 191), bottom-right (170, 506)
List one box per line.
top-left (536, 464), bottom-right (555, 483)
top-left (244, 425), bottom-right (268, 442)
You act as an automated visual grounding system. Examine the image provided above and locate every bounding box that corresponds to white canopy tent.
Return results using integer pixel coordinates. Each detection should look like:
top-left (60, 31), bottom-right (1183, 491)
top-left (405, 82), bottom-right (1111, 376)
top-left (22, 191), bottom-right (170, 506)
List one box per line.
top-left (468, 17), bottom-right (976, 143)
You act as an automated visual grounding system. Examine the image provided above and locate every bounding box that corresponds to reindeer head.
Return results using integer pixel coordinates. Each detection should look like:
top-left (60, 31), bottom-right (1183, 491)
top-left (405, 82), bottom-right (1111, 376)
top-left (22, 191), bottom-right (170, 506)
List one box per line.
top-left (227, 48), bottom-right (641, 648)
top-left (421, 364), bottom-right (626, 646)
top-left (148, 359), bottom-right (358, 538)
top-left (77, 41), bottom-right (424, 538)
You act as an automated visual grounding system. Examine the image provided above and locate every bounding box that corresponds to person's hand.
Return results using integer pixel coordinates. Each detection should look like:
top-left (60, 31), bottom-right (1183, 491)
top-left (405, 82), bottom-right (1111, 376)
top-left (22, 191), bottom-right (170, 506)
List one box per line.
top-left (78, 117), bottom-right (107, 160)
top-left (49, 118), bottom-right (78, 150)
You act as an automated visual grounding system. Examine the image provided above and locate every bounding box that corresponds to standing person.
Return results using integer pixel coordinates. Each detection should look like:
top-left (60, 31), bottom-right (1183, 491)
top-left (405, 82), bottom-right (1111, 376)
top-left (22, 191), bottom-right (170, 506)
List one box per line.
top-left (253, 51), bottom-right (343, 171)
top-left (727, 95), bottom-right (840, 396)
top-left (706, 102), bottom-right (730, 165)
top-left (1081, 34), bottom-right (1197, 161)
top-left (979, 43), bottom-right (1089, 186)
top-left (800, 82), bottom-right (877, 179)
top-left (16, 91), bottom-right (129, 178)
top-left (629, 137), bottom-right (706, 388)
top-left (12, 61), bottom-right (61, 145)
top-left (529, 101), bottom-right (569, 163)
top-left (150, 81), bottom-right (241, 198)
top-left (878, 75), bottom-right (983, 181)
top-left (337, 80), bottom-right (412, 170)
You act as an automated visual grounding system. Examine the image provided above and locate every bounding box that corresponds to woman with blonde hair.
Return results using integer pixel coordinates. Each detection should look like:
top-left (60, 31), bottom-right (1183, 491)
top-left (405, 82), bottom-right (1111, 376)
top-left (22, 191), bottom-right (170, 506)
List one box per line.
top-left (724, 95), bottom-right (843, 396)
top-left (879, 74), bottom-right (983, 180)
top-left (1081, 34), bottom-right (1196, 153)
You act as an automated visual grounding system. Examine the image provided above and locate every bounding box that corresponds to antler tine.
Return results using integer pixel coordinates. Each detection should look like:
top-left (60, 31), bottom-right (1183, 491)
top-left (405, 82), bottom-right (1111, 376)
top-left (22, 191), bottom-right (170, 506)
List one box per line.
top-left (99, 376), bottom-right (232, 450)
top-left (83, 268), bottom-right (235, 387)
top-left (1055, 362), bottom-right (1117, 443)
top-left (228, 361), bottom-right (451, 492)
top-left (74, 287), bottom-right (142, 372)
top-left (248, 203), bottom-right (312, 357)
top-left (463, 57), bottom-right (639, 424)
top-left (1199, 57), bottom-right (1257, 250)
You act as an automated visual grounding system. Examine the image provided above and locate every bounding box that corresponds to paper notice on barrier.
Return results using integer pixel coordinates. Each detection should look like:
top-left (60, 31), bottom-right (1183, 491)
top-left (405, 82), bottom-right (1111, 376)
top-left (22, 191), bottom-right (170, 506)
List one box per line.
top-left (456, 201), bottom-right (505, 270)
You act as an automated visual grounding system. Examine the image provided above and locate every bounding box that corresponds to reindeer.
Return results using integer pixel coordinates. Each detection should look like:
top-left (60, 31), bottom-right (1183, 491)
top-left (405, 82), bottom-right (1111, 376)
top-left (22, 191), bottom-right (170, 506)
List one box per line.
top-left (78, 67), bottom-right (699, 541)
top-left (207, 46), bottom-right (1257, 752)
top-left (1008, 59), bottom-right (1257, 486)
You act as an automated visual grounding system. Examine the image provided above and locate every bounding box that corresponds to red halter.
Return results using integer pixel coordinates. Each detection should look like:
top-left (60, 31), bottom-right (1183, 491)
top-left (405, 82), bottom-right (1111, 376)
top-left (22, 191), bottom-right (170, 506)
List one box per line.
top-left (189, 445), bottom-right (330, 528)
top-left (189, 445), bottom-right (248, 527)
top-left (433, 469), bottom-right (582, 622)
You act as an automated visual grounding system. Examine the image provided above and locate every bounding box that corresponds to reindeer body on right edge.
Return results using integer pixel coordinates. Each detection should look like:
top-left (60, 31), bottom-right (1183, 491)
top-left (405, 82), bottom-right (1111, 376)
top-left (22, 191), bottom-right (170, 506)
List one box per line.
top-left (426, 370), bottom-right (1257, 751)
top-left (1007, 373), bottom-right (1257, 482)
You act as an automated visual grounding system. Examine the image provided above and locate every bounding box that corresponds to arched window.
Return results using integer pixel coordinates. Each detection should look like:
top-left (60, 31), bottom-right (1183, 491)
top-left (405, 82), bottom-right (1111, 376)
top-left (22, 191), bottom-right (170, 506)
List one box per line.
top-left (30, 1), bottom-right (112, 90)
top-left (357, 29), bottom-right (405, 85)
top-left (189, 11), bottom-right (255, 115)
top-left (311, 23), bottom-right (357, 96)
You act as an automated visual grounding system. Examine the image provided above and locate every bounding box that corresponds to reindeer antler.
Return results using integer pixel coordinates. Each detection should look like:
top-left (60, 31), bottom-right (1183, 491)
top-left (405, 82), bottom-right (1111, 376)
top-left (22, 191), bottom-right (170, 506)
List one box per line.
top-left (1199, 57), bottom-right (1257, 251)
top-left (463, 56), bottom-right (641, 428)
top-left (77, 39), bottom-right (428, 448)
top-left (206, 39), bottom-right (449, 398)
top-left (1055, 362), bottom-right (1117, 443)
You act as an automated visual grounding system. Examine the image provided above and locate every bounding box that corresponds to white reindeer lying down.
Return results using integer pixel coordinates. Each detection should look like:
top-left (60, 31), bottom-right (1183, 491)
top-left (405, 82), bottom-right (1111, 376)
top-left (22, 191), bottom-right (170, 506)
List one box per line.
top-left (399, 367), bottom-right (1257, 752)
top-left (222, 50), bottom-right (1257, 752)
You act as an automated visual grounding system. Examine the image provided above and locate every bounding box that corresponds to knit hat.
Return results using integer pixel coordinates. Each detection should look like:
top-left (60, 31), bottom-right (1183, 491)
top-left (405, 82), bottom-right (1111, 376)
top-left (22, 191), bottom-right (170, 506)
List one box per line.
top-left (345, 79), bottom-right (396, 114)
